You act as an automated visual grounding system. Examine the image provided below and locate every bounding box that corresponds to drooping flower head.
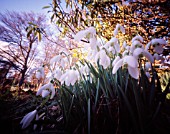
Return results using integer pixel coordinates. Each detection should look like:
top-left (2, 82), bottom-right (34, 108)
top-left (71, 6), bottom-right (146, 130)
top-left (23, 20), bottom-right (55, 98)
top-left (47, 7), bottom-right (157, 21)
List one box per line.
top-left (59, 69), bottom-right (79, 86)
top-left (112, 55), bottom-right (139, 79)
top-left (113, 24), bottom-right (125, 36)
top-left (20, 110), bottom-right (37, 129)
top-left (145, 38), bottom-right (166, 54)
top-left (95, 49), bottom-right (111, 69)
top-left (74, 27), bottom-right (96, 42)
top-left (104, 37), bottom-right (120, 53)
top-left (36, 82), bottom-right (55, 99)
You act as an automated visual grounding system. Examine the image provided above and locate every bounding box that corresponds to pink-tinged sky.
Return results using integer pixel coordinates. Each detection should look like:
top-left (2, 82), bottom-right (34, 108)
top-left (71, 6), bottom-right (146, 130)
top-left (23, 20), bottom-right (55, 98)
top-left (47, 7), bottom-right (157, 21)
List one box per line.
top-left (0, 0), bottom-right (52, 13)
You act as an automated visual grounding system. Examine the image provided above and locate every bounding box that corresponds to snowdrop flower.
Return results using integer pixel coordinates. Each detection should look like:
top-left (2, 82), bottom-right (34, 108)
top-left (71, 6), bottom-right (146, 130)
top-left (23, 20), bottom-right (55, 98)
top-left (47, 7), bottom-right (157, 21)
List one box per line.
top-left (145, 62), bottom-right (151, 71)
top-left (20, 110), bottom-right (37, 129)
top-left (30, 67), bottom-right (45, 80)
top-left (113, 24), bottom-right (125, 36)
top-left (95, 49), bottom-right (111, 69)
top-left (74, 27), bottom-right (96, 42)
top-left (41, 90), bottom-right (50, 98)
top-left (36, 83), bottom-right (55, 99)
top-left (50, 54), bottom-right (70, 68)
top-left (54, 68), bottom-right (62, 80)
top-left (145, 38), bottom-right (166, 54)
top-left (132, 35), bottom-right (143, 43)
top-left (145, 72), bottom-right (151, 79)
top-left (112, 55), bottom-right (139, 79)
top-left (130, 40), bottom-right (144, 53)
top-left (112, 56), bottom-right (120, 66)
top-left (133, 48), bottom-right (154, 63)
top-left (79, 64), bottom-right (90, 75)
top-left (123, 41), bottom-right (127, 48)
top-left (105, 37), bottom-right (120, 53)
top-left (153, 53), bottom-right (161, 60)
top-left (50, 55), bottom-right (62, 65)
top-left (122, 50), bottom-right (129, 57)
top-left (89, 36), bottom-right (97, 50)
top-left (59, 70), bottom-right (79, 86)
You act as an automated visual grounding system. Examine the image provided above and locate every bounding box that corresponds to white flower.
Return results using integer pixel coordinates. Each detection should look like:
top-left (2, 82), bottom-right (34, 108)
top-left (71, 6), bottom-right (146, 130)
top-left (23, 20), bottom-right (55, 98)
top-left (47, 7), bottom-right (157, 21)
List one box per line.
top-left (54, 68), bottom-right (62, 80)
top-left (112, 55), bottom-right (139, 79)
top-left (133, 48), bottom-right (154, 63)
top-left (112, 59), bottom-right (123, 74)
top-left (112, 56), bottom-right (120, 66)
top-left (20, 110), bottom-right (37, 129)
top-left (132, 35), bottom-right (143, 43)
top-left (153, 44), bottom-right (164, 54)
top-left (50, 54), bottom-right (70, 68)
top-left (128, 66), bottom-right (139, 79)
top-left (74, 27), bottom-right (96, 42)
top-left (50, 55), bottom-right (62, 65)
top-left (151, 38), bottom-right (166, 45)
top-left (59, 70), bottom-right (79, 86)
top-left (79, 64), bottom-right (90, 75)
top-left (145, 42), bottom-right (151, 50)
top-left (153, 53), bottom-right (161, 60)
top-left (36, 83), bottom-right (55, 99)
top-left (113, 24), bottom-right (125, 36)
top-left (122, 50), bottom-right (129, 57)
top-left (145, 38), bottom-right (166, 54)
top-left (105, 37), bottom-right (120, 53)
top-left (145, 72), bottom-right (151, 78)
top-left (123, 41), bottom-right (127, 48)
top-left (74, 30), bottom-right (86, 42)
top-left (41, 90), bottom-right (50, 98)
top-left (95, 49), bottom-right (111, 69)
top-left (145, 62), bottom-right (151, 71)
top-left (130, 40), bottom-right (144, 53)
top-left (30, 67), bottom-right (45, 80)
top-left (89, 36), bottom-right (97, 50)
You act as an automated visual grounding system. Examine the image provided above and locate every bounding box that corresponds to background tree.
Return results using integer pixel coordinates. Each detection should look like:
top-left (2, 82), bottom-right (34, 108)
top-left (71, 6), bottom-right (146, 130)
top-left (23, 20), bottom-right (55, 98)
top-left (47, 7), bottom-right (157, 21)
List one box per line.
top-left (0, 11), bottom-right (46, 86)
top-left (47, 0), bottom-right (170, 44)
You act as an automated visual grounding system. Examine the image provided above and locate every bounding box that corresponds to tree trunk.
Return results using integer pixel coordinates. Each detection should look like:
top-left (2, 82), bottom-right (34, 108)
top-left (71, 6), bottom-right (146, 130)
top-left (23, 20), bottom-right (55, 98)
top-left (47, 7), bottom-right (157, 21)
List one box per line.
top-left (19, 67), bottom-right (27, 87)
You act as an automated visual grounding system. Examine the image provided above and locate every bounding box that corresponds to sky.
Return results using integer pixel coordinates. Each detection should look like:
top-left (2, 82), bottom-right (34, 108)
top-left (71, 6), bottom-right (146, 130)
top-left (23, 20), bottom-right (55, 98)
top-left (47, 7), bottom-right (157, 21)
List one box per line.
top-left (0, 0), bottom-right (52, 13)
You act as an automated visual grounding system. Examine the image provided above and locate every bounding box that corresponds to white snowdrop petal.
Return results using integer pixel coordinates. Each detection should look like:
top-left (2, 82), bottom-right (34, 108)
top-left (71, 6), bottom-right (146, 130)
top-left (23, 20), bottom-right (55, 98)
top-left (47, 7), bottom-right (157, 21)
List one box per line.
top-left (143, 50), bottom-right (154, 63)
top-left (50, 55), bottom-right (61, 65)
top-left (112, 56), bottom-right (120, 66)
top-left (50, 84), bottom-right (55, 99)
top-left (133, 48), bottom-right (143, 58)
top-left (74, 30), bottom-right (86, 42)
top-left (145, 42), bottom-right (151, 50)
top-left (112, 59), bottom-right (123, 74)
top-left (120, 26), bottom-right (125, 34)
top-left (114, 43), bottom-right (120, 53)
top-left (132, 40), bottom-right (143, 48)
top-left (132, 35), bottom-right (143, 43)
top-left (41, 90), bottom-right (50, 98)
top-left (89, 37), bottom-right (97, 50)
top-left (113, 28), bottom-right (118, 36)
top-left (151, 38), bottom-right (166, 45)
top-left (128, 66), bottom-right (139, 79)
top-left (36, 83), bottom-right (51, 96)
top-left (123, 56), bottom-right (138, 68)
top-left (145, 62), bottom-right (151, 71)
top-left (20, 110), bottom-right (37, 129)
top-left (123, 41), bottom-right (127, 48)
top-left (145, 72), bottom-right (151, 78)
top-left (154, 45), bottom-right (164, 54)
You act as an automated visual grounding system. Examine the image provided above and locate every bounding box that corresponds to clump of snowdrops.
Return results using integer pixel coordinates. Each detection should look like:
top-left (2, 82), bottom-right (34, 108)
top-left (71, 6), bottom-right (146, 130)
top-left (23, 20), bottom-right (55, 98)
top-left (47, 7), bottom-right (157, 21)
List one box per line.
top-left (20, 24), bottom-right (170, 134)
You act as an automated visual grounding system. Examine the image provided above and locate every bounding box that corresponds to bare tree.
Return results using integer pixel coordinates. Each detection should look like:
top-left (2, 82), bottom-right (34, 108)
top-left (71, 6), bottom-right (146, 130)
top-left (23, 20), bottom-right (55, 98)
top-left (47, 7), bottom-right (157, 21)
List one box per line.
top-left (0, 11), bottom-right (46, 86)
